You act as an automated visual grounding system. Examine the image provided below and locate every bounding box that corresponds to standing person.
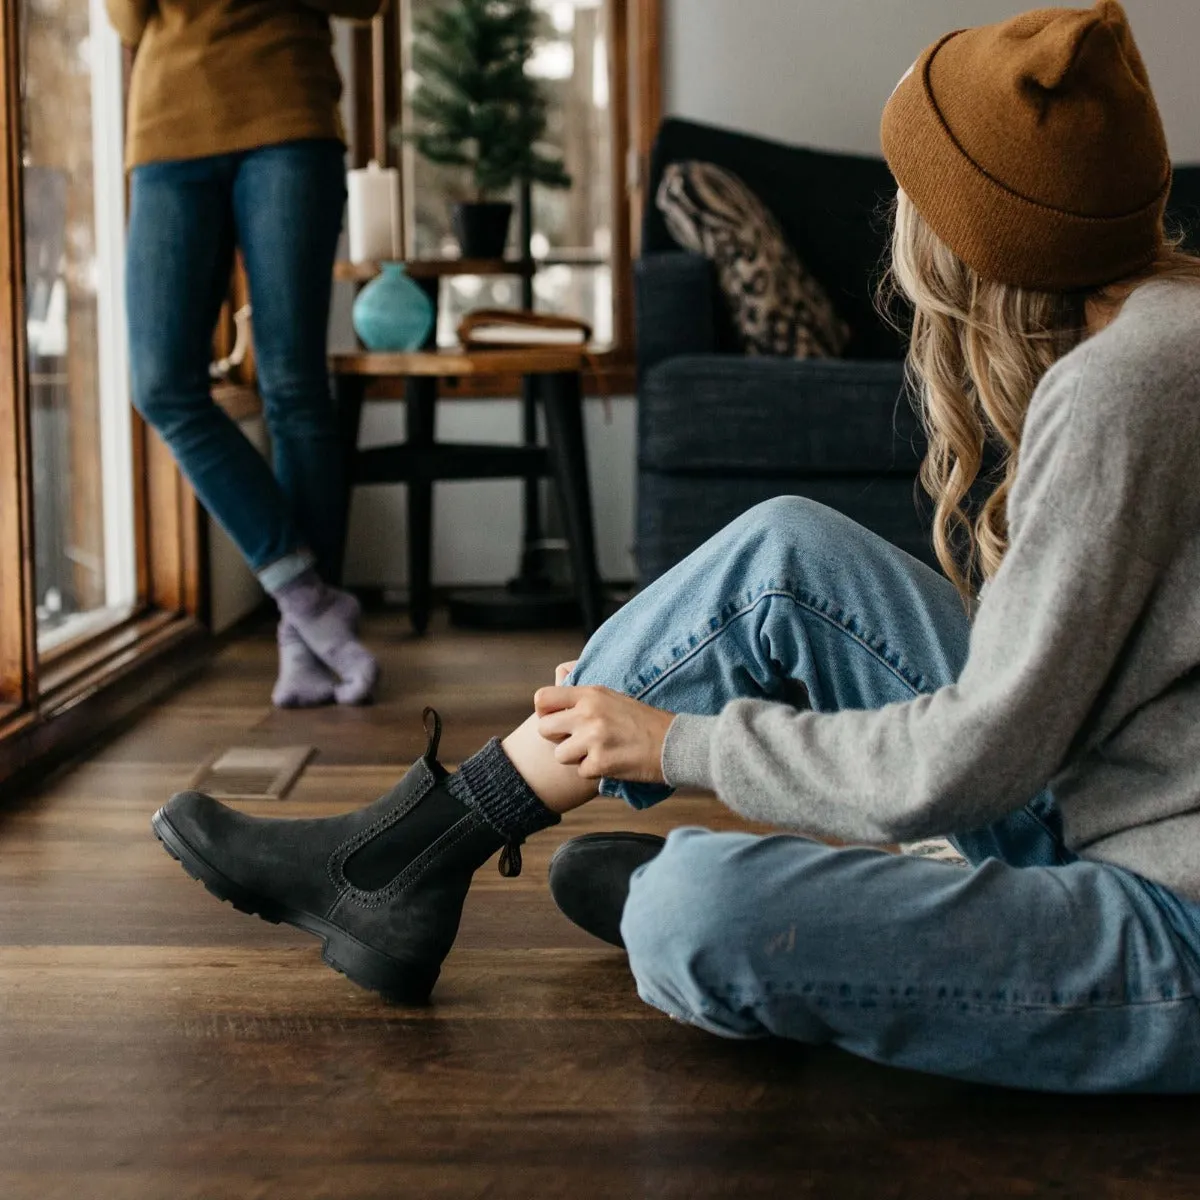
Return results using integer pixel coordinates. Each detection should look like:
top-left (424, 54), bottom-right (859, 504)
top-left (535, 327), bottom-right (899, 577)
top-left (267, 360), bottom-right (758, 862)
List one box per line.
top-left (154, 2), bottom-right (1200, 1092)
top-left (107, 0), bottom-right (381, 706)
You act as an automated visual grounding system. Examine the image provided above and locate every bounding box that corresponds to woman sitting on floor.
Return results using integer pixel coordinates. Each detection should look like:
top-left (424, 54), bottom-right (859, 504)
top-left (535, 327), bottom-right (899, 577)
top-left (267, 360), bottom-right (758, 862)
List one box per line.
top-left (152, 0), bottom-right (1200, 1093)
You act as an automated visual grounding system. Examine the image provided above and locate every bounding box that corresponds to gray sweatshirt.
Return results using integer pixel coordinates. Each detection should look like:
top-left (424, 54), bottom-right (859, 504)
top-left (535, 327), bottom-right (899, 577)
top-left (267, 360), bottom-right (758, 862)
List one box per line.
top-left (662, 280), bottom-right (1200, 901)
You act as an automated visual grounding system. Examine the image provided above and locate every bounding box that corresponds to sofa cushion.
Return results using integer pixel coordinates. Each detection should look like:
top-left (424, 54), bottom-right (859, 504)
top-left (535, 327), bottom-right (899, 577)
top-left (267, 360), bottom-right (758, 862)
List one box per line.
top-left (656, 161), bottom-right (850, 360)
top-left (643, 119), bottom-right (906, 360)
top-left (639, 356), bottom-right (923, 475)
top-left (636, 473), bottom-right (935, 584)
top-left (643, 122), bottom-right (1200, 362)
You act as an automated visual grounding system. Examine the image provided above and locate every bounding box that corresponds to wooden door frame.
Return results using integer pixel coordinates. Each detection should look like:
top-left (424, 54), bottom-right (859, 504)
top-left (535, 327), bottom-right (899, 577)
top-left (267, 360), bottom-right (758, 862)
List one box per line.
top-left (0, 0), bottom-right (34, 717)
top-left (0, 0), bottom-right (209, 787)
top-left (628, 0), bottom-right (663, 260)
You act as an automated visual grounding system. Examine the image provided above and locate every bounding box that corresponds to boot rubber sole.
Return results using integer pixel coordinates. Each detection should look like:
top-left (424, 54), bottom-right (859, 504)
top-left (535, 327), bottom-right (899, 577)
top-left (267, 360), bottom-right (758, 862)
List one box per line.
top-left (151, 807), bottom-right (439, 1005)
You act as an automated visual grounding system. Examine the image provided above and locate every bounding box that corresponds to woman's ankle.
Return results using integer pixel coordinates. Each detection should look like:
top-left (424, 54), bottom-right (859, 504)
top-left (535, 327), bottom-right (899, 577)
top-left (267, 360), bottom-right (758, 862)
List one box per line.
top-left (272, 566), bottom-right (336, 621)
top-left (501, 715), bottom-right (599, 814)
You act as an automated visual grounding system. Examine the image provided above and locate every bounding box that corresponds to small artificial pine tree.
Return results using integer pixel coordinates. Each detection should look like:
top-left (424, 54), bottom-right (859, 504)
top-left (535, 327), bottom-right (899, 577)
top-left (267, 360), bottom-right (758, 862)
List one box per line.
top-left (405, 0), bottom-right (572, 202)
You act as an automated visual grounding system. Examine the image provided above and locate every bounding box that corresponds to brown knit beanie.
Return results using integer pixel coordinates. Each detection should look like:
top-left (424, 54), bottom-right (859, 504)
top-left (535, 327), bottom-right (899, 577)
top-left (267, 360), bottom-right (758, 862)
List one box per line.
top-left (881, 1), bottom-right (1170, 291)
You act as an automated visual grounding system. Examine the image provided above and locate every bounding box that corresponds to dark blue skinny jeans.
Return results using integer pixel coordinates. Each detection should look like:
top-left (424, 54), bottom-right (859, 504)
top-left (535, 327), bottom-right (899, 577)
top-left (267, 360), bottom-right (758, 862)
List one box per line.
top-left (126, 138), bottom-right (347, 589)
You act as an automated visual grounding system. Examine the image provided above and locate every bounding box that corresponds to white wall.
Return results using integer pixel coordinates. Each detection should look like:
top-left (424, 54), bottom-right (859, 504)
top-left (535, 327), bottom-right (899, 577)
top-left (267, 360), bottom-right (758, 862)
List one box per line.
top-left (341, 394), bottom-right (638, 589)
top-left (664, 0), bottom-right (1200, 160)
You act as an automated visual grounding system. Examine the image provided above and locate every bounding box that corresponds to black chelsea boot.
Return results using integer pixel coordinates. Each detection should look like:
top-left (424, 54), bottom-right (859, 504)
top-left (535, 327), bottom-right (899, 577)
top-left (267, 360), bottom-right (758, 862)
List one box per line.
top-left (152, 710), bottom-right (559, 1003)
top-left (548, 832), bottom-right (666, 948)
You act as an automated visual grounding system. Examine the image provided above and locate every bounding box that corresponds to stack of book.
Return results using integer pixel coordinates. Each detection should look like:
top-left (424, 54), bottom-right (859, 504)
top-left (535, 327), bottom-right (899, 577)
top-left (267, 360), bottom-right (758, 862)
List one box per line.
top-left (458, 309), bottom-right (591, 350)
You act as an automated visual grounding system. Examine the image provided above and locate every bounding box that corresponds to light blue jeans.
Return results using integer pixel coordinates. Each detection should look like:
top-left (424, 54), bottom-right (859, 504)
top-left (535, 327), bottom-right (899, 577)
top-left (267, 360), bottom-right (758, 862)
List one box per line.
top-left (571, 497), bottom-right (1200, 1092)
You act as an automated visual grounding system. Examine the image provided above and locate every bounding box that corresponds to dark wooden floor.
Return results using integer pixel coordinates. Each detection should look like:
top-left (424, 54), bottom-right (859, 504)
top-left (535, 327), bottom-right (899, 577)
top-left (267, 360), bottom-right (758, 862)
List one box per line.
top-left (3, 613), bottom-right (1200, 1199)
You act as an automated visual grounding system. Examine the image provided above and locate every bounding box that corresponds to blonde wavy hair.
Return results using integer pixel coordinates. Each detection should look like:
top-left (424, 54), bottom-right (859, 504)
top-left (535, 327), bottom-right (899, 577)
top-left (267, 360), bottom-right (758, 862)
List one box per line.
top-left (886, 189), bottom-right (1200, 604)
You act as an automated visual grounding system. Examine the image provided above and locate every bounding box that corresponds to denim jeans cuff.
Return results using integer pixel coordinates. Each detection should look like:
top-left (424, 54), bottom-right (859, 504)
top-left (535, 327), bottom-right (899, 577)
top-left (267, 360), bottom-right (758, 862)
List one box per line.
top-left (600, 777), bottom-right (673, 810)
top-left (258, 549), bottom-right (317, 594)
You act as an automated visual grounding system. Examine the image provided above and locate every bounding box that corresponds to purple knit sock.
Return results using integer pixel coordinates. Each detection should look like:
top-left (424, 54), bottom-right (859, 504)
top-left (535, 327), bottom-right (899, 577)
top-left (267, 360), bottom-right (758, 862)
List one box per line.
top-left (272, 570), bottom-right (379, 706)
top-left (271, 620), bottom-right (336, 709)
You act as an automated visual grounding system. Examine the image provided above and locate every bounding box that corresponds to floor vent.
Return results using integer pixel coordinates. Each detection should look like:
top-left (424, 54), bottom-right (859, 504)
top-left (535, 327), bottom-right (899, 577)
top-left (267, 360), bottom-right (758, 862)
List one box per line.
top-left (188, 746), bottom-right (314, 801)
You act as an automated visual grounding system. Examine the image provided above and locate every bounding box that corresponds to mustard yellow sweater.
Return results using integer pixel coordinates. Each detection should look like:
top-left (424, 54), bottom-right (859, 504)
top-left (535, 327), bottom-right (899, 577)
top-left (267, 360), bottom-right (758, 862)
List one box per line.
top-left (107, 0), bottom-right (384, 168)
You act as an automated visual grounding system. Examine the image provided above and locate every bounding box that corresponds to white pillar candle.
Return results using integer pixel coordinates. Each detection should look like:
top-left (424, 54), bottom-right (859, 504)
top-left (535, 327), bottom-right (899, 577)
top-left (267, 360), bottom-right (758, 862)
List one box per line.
top-left (346, 160), bottom-right (402, 263)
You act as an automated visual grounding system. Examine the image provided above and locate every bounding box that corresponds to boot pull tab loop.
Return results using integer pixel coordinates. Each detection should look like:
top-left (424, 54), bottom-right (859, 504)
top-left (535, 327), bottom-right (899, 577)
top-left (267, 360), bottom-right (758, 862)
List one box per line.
top-left (421, 707), bottom-right (443, 762)
top-left (498, 840), bottom-right (523, 878)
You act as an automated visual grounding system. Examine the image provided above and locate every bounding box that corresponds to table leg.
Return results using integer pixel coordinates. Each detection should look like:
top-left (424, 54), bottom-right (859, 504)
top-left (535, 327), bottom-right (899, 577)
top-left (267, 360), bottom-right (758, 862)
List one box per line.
top-left (516, 372), bottom-right (554, 588)
top-left (333, 373), bottom-right (367, 588)
top-left (406, 375), bottom-right (436, 635)
top-left (541, 371), bottom-right (604, 634)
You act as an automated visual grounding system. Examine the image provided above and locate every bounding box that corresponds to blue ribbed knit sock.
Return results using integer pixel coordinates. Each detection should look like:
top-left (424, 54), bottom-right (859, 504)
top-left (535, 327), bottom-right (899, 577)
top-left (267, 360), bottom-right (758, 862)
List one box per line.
top-left (446, 738), bottom-right (562, 844)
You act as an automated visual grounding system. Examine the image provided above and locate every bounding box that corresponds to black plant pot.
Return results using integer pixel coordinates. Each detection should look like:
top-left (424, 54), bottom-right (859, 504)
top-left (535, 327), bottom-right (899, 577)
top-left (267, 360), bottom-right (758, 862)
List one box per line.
top-left (452, 202), bottom-right (513, 259)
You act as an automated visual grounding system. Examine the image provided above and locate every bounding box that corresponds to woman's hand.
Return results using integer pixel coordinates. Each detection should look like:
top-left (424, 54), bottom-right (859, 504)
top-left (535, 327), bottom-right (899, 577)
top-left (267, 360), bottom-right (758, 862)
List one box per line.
top-left (534, 684), bottom-right (675, 783)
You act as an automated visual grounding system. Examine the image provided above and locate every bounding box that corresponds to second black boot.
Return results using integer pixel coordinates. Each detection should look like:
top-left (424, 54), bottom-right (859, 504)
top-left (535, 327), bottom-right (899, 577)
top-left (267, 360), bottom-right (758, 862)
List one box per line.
top-left (548, 832), bottom-right (665, 948)
top-left (152, 710), bottom-right (559, 1004)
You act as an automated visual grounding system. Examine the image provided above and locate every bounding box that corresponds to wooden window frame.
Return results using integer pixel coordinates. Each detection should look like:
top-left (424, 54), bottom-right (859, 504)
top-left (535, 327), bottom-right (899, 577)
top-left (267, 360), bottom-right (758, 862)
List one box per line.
top-left (0, 0), bottom-right (32, 722)
top-left (348, 0), bottom-right (662, 399)
top-left (0, 0), bottom-right (209, 787)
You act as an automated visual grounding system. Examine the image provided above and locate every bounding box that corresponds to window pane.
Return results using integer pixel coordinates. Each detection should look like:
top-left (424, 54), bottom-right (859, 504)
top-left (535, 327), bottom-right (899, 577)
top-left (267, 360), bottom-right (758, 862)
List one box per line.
top-left (403, 0), bottom-right (614, 344)
top-left (532, 263), bottom-right (612, 344)
top-left (436, 273), bottom-right (526, 346)
top-left (23, 0), bottom-right (136, 653)
top-left (526, 0), bottom-right (612, 258)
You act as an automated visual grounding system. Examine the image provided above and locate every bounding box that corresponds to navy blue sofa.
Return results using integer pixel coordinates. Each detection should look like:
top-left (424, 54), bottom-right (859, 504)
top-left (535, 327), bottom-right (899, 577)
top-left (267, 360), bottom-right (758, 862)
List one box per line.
top-left (634, 117), bottom-right (1200, 584)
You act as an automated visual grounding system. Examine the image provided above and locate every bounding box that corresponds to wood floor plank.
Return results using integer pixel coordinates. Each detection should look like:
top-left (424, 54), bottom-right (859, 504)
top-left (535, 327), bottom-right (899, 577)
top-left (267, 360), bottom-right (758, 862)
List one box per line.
top-left (3, 611), bottom-right (1199, 1199)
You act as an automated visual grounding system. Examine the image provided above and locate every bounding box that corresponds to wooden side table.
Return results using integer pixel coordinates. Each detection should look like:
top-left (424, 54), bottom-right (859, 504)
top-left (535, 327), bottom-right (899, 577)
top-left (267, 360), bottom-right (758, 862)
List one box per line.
top-left (331, 347), bottom-right (604, 635)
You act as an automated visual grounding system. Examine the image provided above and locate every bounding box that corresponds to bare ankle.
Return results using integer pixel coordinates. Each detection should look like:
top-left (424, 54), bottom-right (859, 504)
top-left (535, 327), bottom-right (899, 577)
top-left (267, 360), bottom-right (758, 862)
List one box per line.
top-left (501, 716), bottom-right (598, 814)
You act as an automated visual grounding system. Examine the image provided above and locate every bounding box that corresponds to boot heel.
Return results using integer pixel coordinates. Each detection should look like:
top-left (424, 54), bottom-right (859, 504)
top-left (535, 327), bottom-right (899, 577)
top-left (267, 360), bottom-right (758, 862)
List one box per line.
top-left (321, 933), bottom-right (441, 1006)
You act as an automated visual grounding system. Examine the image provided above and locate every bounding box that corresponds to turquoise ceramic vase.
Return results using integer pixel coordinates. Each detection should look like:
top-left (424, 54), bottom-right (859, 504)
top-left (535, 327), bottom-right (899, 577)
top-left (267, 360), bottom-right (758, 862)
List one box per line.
top-left (352, 263), bottom-right (435, 352)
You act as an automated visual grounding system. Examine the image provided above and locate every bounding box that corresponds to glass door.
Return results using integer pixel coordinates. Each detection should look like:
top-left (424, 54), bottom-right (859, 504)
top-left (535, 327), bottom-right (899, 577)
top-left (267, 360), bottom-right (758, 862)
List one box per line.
top-left (22, 0), bottom-right (136, 655)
